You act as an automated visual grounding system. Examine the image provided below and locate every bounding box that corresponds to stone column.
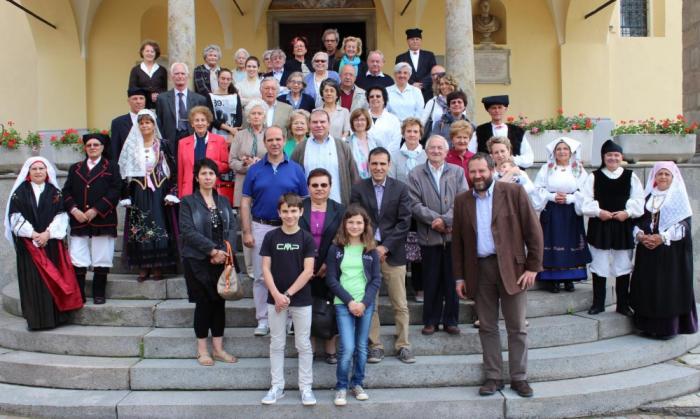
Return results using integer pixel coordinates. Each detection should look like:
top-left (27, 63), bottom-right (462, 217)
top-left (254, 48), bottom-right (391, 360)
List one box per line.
top-left (683, 0), bottom-right (700, 154)
top-left (446, 0), bottom-right (476, 121)
top-left (168, 0), bottom-right (196, 85)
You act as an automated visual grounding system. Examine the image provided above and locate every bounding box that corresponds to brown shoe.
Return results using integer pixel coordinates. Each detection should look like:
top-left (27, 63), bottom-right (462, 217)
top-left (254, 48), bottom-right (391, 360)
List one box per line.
top-left (478, 379), bottom-right (504, 396)
top-left (421, 325), bottom-right (436, 335)
top-left (510, 380), bottom-right (533, 397)
top-left (445, 325), bottom-right (461, 335)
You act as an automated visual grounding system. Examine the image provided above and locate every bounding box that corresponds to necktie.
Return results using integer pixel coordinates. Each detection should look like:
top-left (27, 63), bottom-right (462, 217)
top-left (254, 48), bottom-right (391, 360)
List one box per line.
top-left (195, 134), bottom-right (206, 162)
top-left (374, 183), bottom-right (384, 241)
top-left (178, 92), bottom-right (188, 131)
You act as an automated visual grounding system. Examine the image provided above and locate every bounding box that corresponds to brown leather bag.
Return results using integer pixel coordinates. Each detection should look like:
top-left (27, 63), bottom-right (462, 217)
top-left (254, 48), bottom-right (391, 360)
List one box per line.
top-left (217, 241), bottom-right (244, 300)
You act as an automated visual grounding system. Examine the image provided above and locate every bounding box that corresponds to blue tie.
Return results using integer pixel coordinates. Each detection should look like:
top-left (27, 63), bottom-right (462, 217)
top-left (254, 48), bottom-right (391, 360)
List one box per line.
top-left (195, 134), bottom-right (206, 162)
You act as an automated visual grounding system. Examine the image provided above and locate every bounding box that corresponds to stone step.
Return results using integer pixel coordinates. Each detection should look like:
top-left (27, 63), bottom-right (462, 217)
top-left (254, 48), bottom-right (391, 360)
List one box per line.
top-left (0, 332), bottom-right (695, 392)
top-left (0, 362), bottom-right (696, 418)
top-left (142, 311), bottom-right (632, 358)
top-left (127, 333), bottom-right (700, 390)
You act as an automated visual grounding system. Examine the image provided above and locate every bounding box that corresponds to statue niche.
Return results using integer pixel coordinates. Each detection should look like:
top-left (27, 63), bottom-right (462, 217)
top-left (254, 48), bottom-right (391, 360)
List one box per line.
top-left (473, 0), bottom-right (506, 45)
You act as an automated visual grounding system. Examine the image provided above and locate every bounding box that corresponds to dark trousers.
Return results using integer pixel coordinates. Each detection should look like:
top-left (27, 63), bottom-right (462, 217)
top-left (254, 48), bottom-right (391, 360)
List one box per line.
top-left (476, 256), bottom-right (528, 381)
top-left (194, 300), bottom-right (225, 339)
top-left (420, 243), bottom-right (458, 327)
top-left (410, 261), bottom-right (422, 293)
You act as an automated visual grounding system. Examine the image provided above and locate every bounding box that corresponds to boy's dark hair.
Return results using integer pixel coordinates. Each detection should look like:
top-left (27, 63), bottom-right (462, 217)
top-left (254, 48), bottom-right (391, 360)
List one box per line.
top-left (277, 193), bottom-right (303, 210)
top-left (368, 146), bottom-right (391, 162)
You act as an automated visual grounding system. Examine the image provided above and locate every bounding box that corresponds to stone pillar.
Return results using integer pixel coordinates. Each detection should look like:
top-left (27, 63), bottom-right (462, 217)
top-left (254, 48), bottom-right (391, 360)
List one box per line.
top-left (168, 0), bottom-right (196, 85)
top-left (445, 0), bottom-right (477, 121)
top-left (683, 0), bottom-right (700, 154)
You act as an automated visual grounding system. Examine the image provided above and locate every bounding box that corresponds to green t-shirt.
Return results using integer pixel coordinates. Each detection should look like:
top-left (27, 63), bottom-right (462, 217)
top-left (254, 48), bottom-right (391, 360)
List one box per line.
top-left (334, 244), bottom-right (367, 305)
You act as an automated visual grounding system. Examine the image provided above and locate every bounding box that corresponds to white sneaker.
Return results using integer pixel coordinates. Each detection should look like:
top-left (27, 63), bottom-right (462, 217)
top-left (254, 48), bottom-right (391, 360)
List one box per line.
top-left (352, 385), bottom-right (369, 401)
top-left (334, 389), bottom-right (347, 406)
top-left (261, 386), bottom-right (285, 405)
top-left (300, 388), bottom-right (316, 406)
top-left (254, 323), bottom-right (270, 336)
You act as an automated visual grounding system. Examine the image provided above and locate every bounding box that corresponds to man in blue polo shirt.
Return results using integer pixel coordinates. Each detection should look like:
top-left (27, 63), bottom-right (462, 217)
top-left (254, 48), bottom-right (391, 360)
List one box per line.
top-left (241, 125), bottom-right (309, 336)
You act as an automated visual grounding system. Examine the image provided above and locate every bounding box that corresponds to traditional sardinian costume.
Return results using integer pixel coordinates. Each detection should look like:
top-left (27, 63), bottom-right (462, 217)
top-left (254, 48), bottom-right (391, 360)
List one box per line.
top-left (118, 109), bottom-right (179, 271)
top-left (533, 137), bottom-right (591, 290)
top-left (3, 157), bottom-right (83, 329)
top-left (582, 140), bottom-right (644, 315)
top-left (630, 162), bottom-right (697, 338)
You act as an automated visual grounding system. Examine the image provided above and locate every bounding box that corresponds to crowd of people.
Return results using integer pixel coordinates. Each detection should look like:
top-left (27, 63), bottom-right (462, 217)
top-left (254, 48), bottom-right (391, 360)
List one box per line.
top-left (2, 26), bottom-right (697, 407)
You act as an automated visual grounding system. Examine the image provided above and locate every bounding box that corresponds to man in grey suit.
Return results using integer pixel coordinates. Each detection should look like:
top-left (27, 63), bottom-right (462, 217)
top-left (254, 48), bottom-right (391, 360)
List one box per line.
top-left (350, 147), bottom-right (414, 365)
top-left (259, 77), bottom-right (293, 138)
top-left (155, 62), bottom-right (207, 161)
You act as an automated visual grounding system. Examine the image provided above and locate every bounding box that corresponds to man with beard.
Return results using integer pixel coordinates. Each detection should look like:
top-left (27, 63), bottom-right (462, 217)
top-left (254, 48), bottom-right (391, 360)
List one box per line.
top-left (451, 153), bottom-right (543, 398)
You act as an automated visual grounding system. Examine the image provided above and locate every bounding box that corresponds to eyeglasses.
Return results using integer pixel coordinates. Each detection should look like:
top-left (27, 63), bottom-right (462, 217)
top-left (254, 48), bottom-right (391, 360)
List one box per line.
top-left (431, 72), bottom-right (446, 78)
top-left (310, 183), bottom-right (329, 188)
top-left (85, 143), bottom-right (103, 148)
top-left (289, 80), bottom-right (303, 84)
top-left (313, 60), bottom-right (327, 63)
top-left (368, 94), bottom-right (383, 98)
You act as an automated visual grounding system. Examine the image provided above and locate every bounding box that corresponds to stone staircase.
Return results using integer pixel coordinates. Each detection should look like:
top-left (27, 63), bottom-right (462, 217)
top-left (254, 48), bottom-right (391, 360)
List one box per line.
top-left (0, 269), bottom-right (698, 418)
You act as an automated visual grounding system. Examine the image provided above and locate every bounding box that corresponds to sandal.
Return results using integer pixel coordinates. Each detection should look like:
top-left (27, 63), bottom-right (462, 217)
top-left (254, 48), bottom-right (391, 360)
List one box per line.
top-left (325, 352), bottom-right (338, 364)
top-left (212, 351), bottom-right (238, 363)
top-left (197, 352), bottom-right (214, 366)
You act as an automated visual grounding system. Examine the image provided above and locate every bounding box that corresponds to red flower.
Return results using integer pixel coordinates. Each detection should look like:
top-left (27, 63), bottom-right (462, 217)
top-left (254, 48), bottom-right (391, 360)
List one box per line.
top-left (578, 113), bottom-right (584, 117)
top-left (571, 124), bottom-right (580, 130)
top-left (662, 120), bottom-right (670, 128)
top-left (557, 108), bottom-right (564, 115)
top-left (507, 116), bottom-right (515, 123)
top-left (101, 129), bottom-right (109, 135)
top-left (7, 139), bottom-right (16, 149)
top-left (620, 120), bottom-right (626, 125)
top-left (1, 131), bottom-right (7, 137)
top-left (677, 114), bottom-right (685, 121)
top-left (585, 119), bottom-right (593, 129)
top-left (50, 135), bottom-right (57, 142)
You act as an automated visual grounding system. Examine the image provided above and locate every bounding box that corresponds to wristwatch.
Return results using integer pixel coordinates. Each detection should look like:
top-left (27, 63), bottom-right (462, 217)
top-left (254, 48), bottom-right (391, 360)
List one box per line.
top-left (284, 291), bottom-right (292, 298)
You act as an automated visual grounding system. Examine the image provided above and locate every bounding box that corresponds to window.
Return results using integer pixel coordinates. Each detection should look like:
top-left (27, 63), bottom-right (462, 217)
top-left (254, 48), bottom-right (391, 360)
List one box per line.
top-left (620, 0), bottom-right (648, 37)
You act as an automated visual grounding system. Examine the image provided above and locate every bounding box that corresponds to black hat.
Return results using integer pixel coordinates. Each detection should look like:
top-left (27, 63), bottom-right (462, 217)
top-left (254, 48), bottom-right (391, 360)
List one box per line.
top-left (481, 95), bottom-right (509, 110)
top-left (82, 133), bottom-right (111, 159)
top-left (600, 139), bottom-right (623, 157)
top-left (127, 88), bottom-right (148, 98)
top-left (405, 28), bottom-right (423, 39)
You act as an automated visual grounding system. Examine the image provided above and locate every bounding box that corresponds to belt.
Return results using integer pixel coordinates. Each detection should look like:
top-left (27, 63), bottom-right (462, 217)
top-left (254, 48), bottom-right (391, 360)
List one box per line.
top-left (253, 217), bottom-right (282, 226)
top-left (477, 254), bottom-right (497, 260)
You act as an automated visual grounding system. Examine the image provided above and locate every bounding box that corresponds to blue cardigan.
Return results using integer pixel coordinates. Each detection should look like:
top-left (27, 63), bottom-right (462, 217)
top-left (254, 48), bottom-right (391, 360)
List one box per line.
top-left (324, 244), bottom-right (382, 307)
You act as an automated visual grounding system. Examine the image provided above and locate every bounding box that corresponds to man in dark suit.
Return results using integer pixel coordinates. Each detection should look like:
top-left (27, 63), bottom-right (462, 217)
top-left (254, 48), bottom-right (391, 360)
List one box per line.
top-left (395, 28), bottom-right (438, 102)
top-left (452, 153), bottom-right (543, 398)
top-left (350, 147), bottom-right (414, 365)
top-left (262, 49), bottom-right (291, 89)
top-left (355, 50), bottom-right (394, 91)
top-left (110, 88), bottom-right (147, 165)
top-left (155, 62), bottom-right (208, 161)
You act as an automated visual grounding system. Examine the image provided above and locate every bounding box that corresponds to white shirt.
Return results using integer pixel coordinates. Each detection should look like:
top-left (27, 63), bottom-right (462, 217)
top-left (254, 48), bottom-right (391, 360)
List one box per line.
top-left (129, 112), bottom-right (138, 127)
top-left (368, 108), bottom-right (402, 153)
top-left (428, 162), bottom-right (445, 194)
top-left (532, 164), bottom-right (587, 213)
top-left (410, 50), bottom-right (420, 71)
top-left (205, 64), bottom-right (220, 91)
top-left (467, 122), bottom-right (535, 168)
top-left (386, 84), bottom-right (425, 122)
top-left (581, 167), bottom-right (645, 218)
top-left (304, 136), bottom-right (342, 203)
top-left (174, 88), bottom-right (188, 128)
top-left (265, 102), bottom-right (276, 127)
top-left (87, 156), bottom-right (102, 171)
top-left (140, 62), bottom-right (160, 78)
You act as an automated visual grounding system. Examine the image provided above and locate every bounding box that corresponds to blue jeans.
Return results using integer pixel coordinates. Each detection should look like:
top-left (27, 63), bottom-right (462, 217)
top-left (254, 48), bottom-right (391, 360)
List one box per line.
top-left (335, 303), bottom-right (375, 390)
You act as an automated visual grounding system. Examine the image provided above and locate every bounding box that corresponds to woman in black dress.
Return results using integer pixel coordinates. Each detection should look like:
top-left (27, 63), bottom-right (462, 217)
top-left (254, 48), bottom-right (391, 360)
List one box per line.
top-left (128, 40), bottom-right (167, 109)
top-left (630, 161), bottom-right (698, 339)
top-left (118, 109), bottom-right (178, 281)
top-left (4, 157), bottom-right (83, 330)
top-left (180, 158), bottom-right (239, 365)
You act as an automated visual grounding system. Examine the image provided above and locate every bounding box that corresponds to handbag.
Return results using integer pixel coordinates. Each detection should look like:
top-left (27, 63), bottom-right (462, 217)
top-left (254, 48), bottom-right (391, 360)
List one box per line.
top-left (421, 100), bottom-right (436, 145)
top-left (311, 294), bottom-right (337, 339)
top-left (217, 240), bottom-right (244, 300)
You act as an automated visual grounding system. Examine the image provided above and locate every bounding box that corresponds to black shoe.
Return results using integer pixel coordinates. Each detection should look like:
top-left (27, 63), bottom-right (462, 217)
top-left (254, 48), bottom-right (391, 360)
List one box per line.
top-left (587, 305), bottom-right (604, 315)
top-left (367, 347), bottom-right (384, 364)
top-left (564, 282), bottom-right (575, 292)
top-left (616, 306), bottom-right (634, 317)
top-left (550, 282), bottom-right (560, 294)
top-left (93, 297), bottom-right (106, 305)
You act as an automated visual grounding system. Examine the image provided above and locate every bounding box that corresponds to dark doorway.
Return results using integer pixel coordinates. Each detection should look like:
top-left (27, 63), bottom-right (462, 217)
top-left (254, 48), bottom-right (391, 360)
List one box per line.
top-left (278, 22), bottom-right (367, 60)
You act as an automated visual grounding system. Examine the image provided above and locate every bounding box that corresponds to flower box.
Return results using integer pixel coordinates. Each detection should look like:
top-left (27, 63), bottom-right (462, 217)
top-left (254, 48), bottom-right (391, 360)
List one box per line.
top-left (528, 130), bottom-right (595, 163)
top-left (0, 147), bottom-right (39, 174)
top-left (613, 134), bottom-right (696, 163)
top-left (46, 146), bottom-right (84, 171)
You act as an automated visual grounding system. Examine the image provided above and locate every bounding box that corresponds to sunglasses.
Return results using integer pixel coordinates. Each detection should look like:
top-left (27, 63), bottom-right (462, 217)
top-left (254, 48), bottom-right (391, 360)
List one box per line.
top-left (431, 72), bottom-right (446, 78)
top-left (313, 60), bottom-right (327, 63)
top-left (310, 183), bottom-right (329, 188)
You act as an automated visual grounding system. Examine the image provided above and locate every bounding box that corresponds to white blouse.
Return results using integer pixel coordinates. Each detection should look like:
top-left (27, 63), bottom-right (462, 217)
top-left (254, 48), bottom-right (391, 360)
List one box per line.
top-left (532, 164), bottom-right (588, 213)
top-left (582, 167), bottom-right (644, 218)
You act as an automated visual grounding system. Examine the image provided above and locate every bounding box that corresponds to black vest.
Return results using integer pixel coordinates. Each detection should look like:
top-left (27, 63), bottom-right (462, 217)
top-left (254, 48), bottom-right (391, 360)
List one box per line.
top-left (586, 169), bottom-right (635, 250)
top-left (475, 123), bottom-right (524, 156)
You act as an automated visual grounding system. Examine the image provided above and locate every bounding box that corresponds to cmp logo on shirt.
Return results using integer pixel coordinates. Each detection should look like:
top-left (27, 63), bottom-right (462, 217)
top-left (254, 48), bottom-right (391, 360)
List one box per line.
top-left (276, 243), bottom-right (300, 251)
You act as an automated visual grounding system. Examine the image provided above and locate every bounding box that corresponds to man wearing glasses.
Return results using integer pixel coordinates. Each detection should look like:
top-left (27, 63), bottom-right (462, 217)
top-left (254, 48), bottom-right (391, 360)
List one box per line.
top-left (321, 28), bottom-right (343, 72)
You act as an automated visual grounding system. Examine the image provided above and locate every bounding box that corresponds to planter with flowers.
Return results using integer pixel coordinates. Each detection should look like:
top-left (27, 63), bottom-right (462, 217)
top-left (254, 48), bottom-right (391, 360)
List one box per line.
top-left (611, 115), bottom-right (697, 163)
top-left (0, 121), bottom-right (41, 173)
top-left (49, 128), bottom-right (85, 170)
top-left (514, 110), bottom-right (596, 163)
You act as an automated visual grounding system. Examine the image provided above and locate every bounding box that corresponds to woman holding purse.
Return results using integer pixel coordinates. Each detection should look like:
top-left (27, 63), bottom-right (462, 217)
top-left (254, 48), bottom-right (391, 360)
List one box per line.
top-left (325, 204), bottom-right (382, 406)
top-left (179, 158), bottom-right (239, 366)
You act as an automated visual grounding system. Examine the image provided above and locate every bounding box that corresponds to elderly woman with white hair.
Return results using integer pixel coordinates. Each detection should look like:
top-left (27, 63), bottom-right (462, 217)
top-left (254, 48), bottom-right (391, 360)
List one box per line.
top-left (233, 48), bottom-right (250, 82)
top-left (4, 157), bottom-right (83, 330)
top-left (229, 98), bottom-right (269, 209)
top-left (387, 62), bottom-right (425, 122)
top-left (303, 51), bottom-right (340, 108)
top-left (194, 44), bottom-right (223, 96)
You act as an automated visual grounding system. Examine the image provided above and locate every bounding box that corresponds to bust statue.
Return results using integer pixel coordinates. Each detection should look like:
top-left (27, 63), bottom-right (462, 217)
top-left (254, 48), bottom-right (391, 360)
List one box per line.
top-left (474, 0), bottom-right (501, 44)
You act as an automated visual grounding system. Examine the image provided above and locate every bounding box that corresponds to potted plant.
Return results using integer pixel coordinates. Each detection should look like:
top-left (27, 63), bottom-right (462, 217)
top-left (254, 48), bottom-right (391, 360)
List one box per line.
top-left (611, 115), bottom-right (697, 163)
top-left (49, 128), bottom-right (84, 170)
top-left (516, 109), bottom-right (596, 163)
top-left (0, 121), bottom-right (40, 173)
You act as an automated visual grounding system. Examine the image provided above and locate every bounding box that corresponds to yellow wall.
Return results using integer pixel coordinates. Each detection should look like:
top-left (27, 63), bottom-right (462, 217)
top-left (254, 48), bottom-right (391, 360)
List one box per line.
top-left (0, 0), bottom-right (684, 133)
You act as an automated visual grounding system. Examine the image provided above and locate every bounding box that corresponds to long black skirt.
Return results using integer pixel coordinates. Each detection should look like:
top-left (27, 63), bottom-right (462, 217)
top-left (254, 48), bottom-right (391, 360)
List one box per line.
top-left (124, 185), bottom-right (177, 269)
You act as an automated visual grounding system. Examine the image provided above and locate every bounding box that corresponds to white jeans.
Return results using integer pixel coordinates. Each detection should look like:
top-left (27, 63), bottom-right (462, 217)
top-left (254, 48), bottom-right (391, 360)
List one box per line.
top-left (252, 222), bottom-right (276, 324)
top-left (69, 236), bottom-right (115, 268)
top-left (268, 304), bottom-right (313, 391)
top-left (588, 246), bottom-right (634, 277)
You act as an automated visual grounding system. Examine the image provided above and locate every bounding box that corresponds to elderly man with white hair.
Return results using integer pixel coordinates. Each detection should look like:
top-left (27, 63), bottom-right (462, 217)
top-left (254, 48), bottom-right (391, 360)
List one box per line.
top-left (407, 134), bottom-right (468, 336)
top-left (193, 44), bottom-right (223, 95)
top-left (387, 62), bottom-right (425, 122)
top-left (356, 50), bottom-right (394, 90)
top-left (155, 62), bottom-right (208, 160)
top-left (257, 77), bottom-right (293, 137)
